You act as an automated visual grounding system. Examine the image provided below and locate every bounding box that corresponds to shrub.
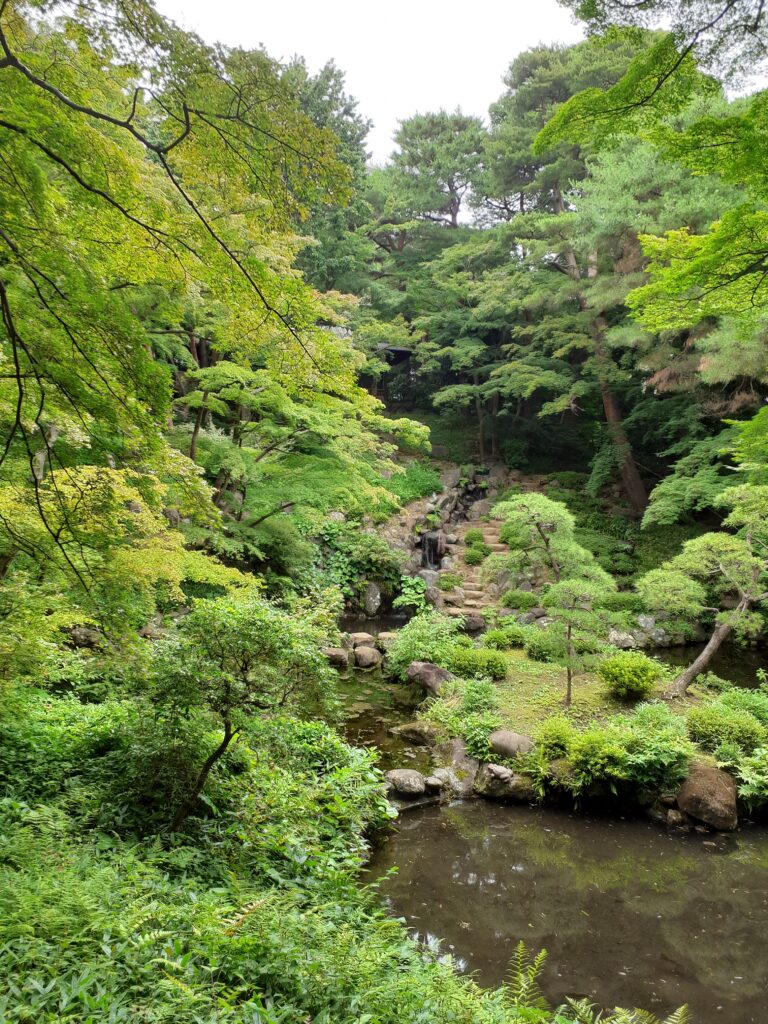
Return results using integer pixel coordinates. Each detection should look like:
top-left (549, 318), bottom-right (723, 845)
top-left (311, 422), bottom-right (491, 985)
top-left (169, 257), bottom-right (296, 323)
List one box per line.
top-left (459, 677), bottom-right (499, 714)
top-left (687, 701), bottom-right (767, 754)
top-left (598, 651), bottom-right (661, 701)
top-left (464, 546), bottom-right (487, 566)
top-left (464, 528), bottom-right (485, 546)
top-left (736, 746), bottom-right (768, 808)
top-left (448, 647), bottom-right (508, 680)
top-left (384, 460), bottom-right (442, 504)
top-left (501, 589), bottom-right (539, 610)
top-left (595, 592), bottom-right (645, 614)
top-left (463, 713), bottom-right (499, 760)
top-left (482, 625), bottom-right (527, 650)
top-left (386, 611), bottom-right (461, 679)
top-left (534, 716), bottom-right (575, 759)
top-left (522, 629), bottom-right (562, 663)
top-left (438, 571), bottom-right (463, 591)
top-left (719, 687), bottom-right (768, 725)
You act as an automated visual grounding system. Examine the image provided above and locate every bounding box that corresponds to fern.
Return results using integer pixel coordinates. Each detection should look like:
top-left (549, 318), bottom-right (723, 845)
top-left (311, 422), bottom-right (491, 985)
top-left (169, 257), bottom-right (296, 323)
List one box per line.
top-left (504, 941), bottom-right (550, 1010)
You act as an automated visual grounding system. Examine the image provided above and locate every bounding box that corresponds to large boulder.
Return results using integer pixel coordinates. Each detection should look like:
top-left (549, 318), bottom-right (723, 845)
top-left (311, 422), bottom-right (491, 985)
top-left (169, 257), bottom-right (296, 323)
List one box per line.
top-left (474, 764), bottom-right (538, 802)
top-left (488, 729), bottom-right (534, 759)
top-left (363, 582), bottom-right (382, 617)
top-left (355, 646), bottom-right (383, 669)
top-left (434, 738), bottom-right (480, 797)
top-left (442, 588), bottom-right (466, 607)
top-left (349, 631), bottom-right (375, 648)
top-left (391, 721), bottom-right (440, 746)
top-left (425, 585), bottom-right (444, 609)
top-left (461, 612), bottom-right (486, 633)
top-left (417, 569), bottom-right (440, 588)
top-left (676, 763), bottom-right (738, 831)
top-left (385, 768), bottom-right (426, 797)
top-left (406, 661), bottom-right (453, 695)
top-left (323, 647), bottom-right (350, 669)
top-left (375, 631), bottom-right (397, 652)
top-left (608, 629), bottom-right (636, 650)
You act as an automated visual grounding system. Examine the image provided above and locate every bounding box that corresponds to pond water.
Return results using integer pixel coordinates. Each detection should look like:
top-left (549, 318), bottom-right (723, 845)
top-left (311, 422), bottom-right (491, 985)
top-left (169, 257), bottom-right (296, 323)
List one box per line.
top-left (366, 802), bottom-right (768, 1023)
top-left (654, 644), bottom-right (766, 689)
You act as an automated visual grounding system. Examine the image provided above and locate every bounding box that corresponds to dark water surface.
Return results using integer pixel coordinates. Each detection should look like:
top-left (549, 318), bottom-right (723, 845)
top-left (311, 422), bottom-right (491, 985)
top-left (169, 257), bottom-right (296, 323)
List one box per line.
top-left (366, 802), bottom-right (768, 1023)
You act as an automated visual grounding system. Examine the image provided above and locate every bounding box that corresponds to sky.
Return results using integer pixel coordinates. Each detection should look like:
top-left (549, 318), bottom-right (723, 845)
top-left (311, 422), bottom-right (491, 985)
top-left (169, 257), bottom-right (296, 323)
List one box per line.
top-left (153, 0), bottom-right (584, 162)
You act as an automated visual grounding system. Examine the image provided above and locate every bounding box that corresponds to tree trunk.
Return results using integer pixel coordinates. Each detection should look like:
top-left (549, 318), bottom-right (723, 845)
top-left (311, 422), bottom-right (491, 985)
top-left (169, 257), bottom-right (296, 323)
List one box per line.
top-left (565, 624), bottom-right (573, 706)
top-left (189, 391), bottom-right (208, 461)
top-left (473, 375), bottom-right (485, 462)
top-left (599, 380), bottom-right (648, 517)
top-left (666, 621), bottom-right (733, 697)
top-left (169, 719), bottom-right (235, 832)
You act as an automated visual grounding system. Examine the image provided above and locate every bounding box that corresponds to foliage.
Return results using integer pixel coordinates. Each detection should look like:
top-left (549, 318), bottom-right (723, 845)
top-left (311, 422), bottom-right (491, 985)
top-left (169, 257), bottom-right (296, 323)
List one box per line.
top-left (464, 528), bottom-right (486, 546)
top-left (385, 610), bottom-right (462, 679)
top-left (464, 545), bottom-right (489, 566)
top-left (718, 687), bottom-right (768, 725)
top-left (448, 647), bottom-right (509, 681)
top-left (598, 651), bottom-right (662, 701)
top-left (439, 571), bottom-right (464, 591)
top-left (735, 746), bottom-right (768, 809)
top-left (392, 575), bottom-right (429, 613)
top-left (523, 629), bottom-right (565, 663)
top-left (687, 701), bottom-right (767, 754)
top-left (482, 624), bottom-right (529, 649)
top-left (383, 460), bottom-right (443, 505)
top-left (501, 589), bottom-right (541, 610)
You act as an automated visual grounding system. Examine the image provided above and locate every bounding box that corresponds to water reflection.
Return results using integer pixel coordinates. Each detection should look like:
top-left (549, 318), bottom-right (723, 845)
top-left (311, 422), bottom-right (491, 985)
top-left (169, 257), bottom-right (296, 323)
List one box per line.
top-left (366, 803), bottom-right (768, 1023)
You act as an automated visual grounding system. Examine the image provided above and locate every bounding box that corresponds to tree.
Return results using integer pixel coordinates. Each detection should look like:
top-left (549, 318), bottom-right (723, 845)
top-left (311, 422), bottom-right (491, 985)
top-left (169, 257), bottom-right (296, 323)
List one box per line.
top-left (152, 589), bottom-right (337, 831)
top-left (391, 110), bottom-right (485, 228)
top-left (543, 576), bottom-right (614, 704)
top-left (637, 485), bottom-right (768, 695)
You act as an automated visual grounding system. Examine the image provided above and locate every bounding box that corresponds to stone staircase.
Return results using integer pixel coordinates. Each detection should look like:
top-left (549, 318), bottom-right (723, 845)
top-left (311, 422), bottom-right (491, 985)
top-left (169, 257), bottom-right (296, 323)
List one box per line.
top-left (441, 518), bottom-right (506, 624)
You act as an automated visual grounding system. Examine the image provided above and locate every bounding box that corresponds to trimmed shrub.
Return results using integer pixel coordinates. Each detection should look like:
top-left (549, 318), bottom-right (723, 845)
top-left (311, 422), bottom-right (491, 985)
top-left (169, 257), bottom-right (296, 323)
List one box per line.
top-left (448, 647), bottom-right (508, 681)
top-left (534, 716), bottom-right (575, 759)
top-left (386, 611), bottom-right (461, 680)
top-left (464, 528), bottom-right (485, 546)
top-left (501, 589), bottom-right (539, 610)
top-left (598, 651), bottom-right (661, 701)
top-left (464, 546), bottom-right (487, 566)
top-left (522, 629), bottom-right (562, 663)
top-left (482, 625), bottom-right (527, 650)
top-left (595, 592), bottom-right (645, 614)
top-left (687, 702), bottom-right (767, 754)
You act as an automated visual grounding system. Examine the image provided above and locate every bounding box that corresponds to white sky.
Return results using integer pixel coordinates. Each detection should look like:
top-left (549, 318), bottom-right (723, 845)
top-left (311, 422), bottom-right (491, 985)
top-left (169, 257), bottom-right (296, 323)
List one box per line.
top-left (153, 0), bottom-right (584, 162)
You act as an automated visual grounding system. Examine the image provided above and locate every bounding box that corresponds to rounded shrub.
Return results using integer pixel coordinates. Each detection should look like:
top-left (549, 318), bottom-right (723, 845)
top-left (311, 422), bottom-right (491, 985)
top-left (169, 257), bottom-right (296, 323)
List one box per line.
top-left (386, 611), bottom-right (461, 680)
top-left (463, 546), bottom-right (487, 566)
top-left (595, 592), bottom-right (645, 614)
top-left (687, 701), bottom-right (767, 754)
top-left (459, 677), bottom-right (499, 714)
top-left (448, 647), bottom-right (508, 680)
top-left (522, 629), bottom-right (562, 663)
top-left (535, 716), bottom-right (575, 759)
top-left (464, 528), bottom-right (485, 546)
top-left (482, 624), bottom-right (527, 650)
top-left (501, 589), bottom-right (539, 610)
top-left (719, 687), bottom-right (768, 725)
top-left (597, 651), bottom-right (661, 701)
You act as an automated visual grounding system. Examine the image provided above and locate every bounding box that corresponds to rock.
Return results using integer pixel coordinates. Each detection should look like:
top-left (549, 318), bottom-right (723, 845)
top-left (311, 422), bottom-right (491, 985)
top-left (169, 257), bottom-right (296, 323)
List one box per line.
top-left (660, 792), bottom-right (678, 808)
top-left (461, 612), bottom-right (486, 633)
top-left (518, 581), bottom-right (533, 592)
top-left (488, 729), bottom-right (534, 759)
top-left (445, 533), bottom-right (459, 545)
top-left (666, 808), bottom-right (693, 832)
top-left (497, 608), bottom-right (517, 619)
top-left (530, 607), bottom-right (547, 619)
top-left (67, 625), bottom-right (103, 648)
top-left (474, 764), bottom-right (538, 802)
top-left (418, 569), bottom-right (440, 588)
top-left (636, 614), bottom-right (656, 631)
top-left (406, 661), bottom-right (453, 695)
top-left (349, 631), bottom-right (375, 648)
top-left (391, 721), bottom-right (440, 746)
top-left (323, 647), bottom-right (350, 669)
top-left (677, 763), bottom-right (738, 831)
top-left (608, 629), bottom-right (637, 649)
top-left (467, 499), bottom-right (493, 520)
top-left (385, 768), bottom-right (426, 797)
top-left (434, 738), bottom-right (480, 797)
top-left (516, 612), bottom-right (536, 625)
top-left (424, 775), bottom-right (446, 791)
top-left (354, 646), bottom-right (383, 669)
top-left (375, 631), bottom-right (397, 651)
top-left (425, 585), bottom-right (443, 609)
top-left (442, 588), bottom-right (465, 606)
top-left (536, 616), bottom-right (554, 628)
top-left (644, 801), bottom-right (669, 825)
top-left (440, 555), bottom-right (455, 570)
top-left (363, 582), bottom-right (382, 617)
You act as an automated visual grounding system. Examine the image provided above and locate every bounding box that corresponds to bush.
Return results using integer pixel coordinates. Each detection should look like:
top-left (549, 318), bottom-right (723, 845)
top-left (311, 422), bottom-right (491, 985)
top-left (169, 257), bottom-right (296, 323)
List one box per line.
top-left (595, 592), bottom-right (645, 614)
top-left (687, 701), bottom-right (767, 754)
top-left (459, 677), bottom-right (499, 714)
top-left (438, 571), bottom-right (463, 591)
top-left (534, 716), bottom-right (575, 759)
top-left (482, 624), bottom-right (527, 650)
top-left (448, 647), bottom-right (508, 681)
top-left (598, 651), bottom-right (661, 701)
top-left (501, 589), bottom-right (539, 610)
top-left (464, 546), bottom-right (487, 566)
top-left (736, 746), bottom-right (768, 808)
top-left (464, 528), bottom-right (485, 546)
top-left (384, 460), bottom-right (442, 504)
top-left (719, 687), bottom-right (768, 725)
top-left (523, 629), bottom-right (563, 663)
top-left (386, 611), bottom-right (461, 679)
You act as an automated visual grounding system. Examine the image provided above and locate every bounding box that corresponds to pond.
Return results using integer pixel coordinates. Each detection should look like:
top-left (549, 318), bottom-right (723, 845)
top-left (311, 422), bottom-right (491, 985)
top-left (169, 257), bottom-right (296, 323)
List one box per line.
top-left (366, 802), bottom-right (768, 1023)
top-left (654, 644), bottom-right (766, 689)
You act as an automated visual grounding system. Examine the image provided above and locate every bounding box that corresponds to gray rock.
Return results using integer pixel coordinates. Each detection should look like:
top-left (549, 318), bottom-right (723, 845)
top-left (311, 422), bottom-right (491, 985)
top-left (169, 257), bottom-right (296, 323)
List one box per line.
top-left (323, 647), bottom-right (350, 669)
top-left (349, 631), bottom-right (375, 648)
top-left (518, 581), bottom-right (533, 592)
top-left (67, 625), bottom-right (103, 648)
top-left (406, 661), bottom-right (453, 695)
top-left (363, 582), bottom-right (382, 617)
top-left (424, 775), bottom-right (446, 791)
top-left (536, 616), bottom-right (554, 628)
top-left (666, 808), bottom-right (693, 832)
top-left (440, 556), bottom-right (455, 570)
top-left (488, 729), bottom-right (534, 759)
top-left (530, 607), bottom-right (547, 619)
top-left (474, 764), bottom-right (538, 802)
top-left (354, 646), bottom-right (382, 669)
top-left (391, 721), bottom-right (440, 746)
top-left (608, 629), bottom-right (637, 649)
top-left (434, 738), bottom-right (480, 797)
top-left (385, 768), bottom-right (426, 796)
top-left (461, 612), bottom-right (486, 633)
top-left (636, 614), bottom-right (656, 631)
top-left (425, 585), bottom-right (443, 608)
top-left (375, 631), bottom-right (397, 652)
top-left (516, 612), bottom-right (536, 625)
top-left (677, 763), bottom-right (738, 831)
top-left (445, 533), bottom-right (459, 545)
top-left (418, 569), bottom-right (440, 588)
top-left (442, 588), bottom-right (465, 606)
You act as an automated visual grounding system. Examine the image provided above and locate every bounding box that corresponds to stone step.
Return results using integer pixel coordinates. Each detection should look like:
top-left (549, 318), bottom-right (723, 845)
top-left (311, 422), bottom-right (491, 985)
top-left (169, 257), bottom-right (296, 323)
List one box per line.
top-left (463, 589), bottom-right (485, 598)
top-left (487, 543), bottom-right (507, 552)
